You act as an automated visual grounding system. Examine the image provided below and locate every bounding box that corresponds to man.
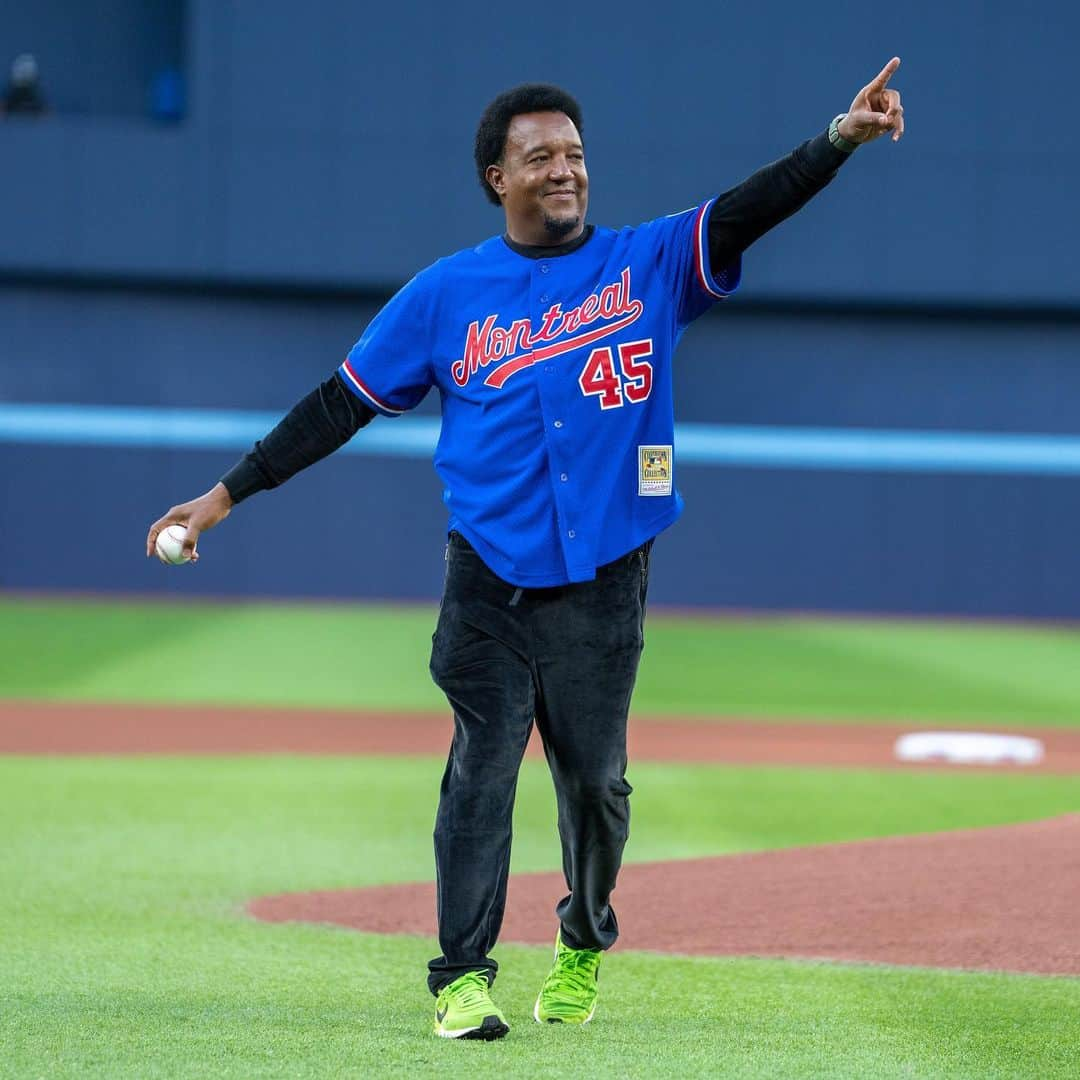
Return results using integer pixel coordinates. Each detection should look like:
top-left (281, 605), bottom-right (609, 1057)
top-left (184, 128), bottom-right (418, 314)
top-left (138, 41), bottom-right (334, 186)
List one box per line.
top-left (2, 54), bottom-right (48, 117)
top-left (147, 60), bottom-right (904, 1040)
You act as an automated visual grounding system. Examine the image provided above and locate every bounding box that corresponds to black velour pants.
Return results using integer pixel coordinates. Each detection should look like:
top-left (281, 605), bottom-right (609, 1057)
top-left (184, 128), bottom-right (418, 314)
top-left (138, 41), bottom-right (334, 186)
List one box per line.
top-left (426, 531), bottom-right (651, 994)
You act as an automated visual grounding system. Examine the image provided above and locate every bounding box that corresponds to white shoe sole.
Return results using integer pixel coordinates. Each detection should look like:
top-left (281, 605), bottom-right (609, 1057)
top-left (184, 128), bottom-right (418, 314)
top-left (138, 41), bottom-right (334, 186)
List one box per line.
top-left (435, 1019), bottom-right (509, 1040)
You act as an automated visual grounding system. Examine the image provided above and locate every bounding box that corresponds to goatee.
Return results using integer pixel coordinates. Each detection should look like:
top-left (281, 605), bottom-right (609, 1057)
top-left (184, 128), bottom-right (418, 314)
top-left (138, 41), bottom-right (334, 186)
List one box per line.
top-left (542, 212), bottom-right (581, 239)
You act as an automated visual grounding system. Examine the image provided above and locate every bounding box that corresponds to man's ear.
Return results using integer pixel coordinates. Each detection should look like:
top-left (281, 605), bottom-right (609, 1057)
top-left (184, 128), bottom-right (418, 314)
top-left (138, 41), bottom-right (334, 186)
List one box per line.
top-left (486, 163), bottom-right (506, 200)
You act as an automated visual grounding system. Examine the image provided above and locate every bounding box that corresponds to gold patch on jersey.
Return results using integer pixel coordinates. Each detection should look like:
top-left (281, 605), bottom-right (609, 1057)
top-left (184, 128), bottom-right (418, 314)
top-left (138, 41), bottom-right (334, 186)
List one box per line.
top-left (638, 445), bottom-right (672, 496)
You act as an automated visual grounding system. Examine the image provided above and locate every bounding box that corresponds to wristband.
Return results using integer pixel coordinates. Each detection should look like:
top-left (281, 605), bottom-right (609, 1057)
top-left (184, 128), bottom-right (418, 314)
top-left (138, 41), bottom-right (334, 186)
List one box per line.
top-left (828, 114), bottom-right (859, 154)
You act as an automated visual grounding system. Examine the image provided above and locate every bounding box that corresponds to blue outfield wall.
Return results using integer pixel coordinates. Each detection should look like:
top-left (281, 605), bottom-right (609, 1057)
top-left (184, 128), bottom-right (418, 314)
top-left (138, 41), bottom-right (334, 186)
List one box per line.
top-left (0, 0), bottom-right (1076, 306)
top-left (3, 444), bottom-right (1077, 618)
top-left (2, 1), bottom-right (1075, 618)
top-left (3, 283), bottom-right (1080, 617)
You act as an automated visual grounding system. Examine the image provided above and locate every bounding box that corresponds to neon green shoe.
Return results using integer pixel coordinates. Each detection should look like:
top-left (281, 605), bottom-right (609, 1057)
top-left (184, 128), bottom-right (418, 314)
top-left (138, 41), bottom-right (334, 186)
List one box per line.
top-left (533, 931), bottom-right (601, 1024)
top-left (433, 971), bottom-right (509, 1040)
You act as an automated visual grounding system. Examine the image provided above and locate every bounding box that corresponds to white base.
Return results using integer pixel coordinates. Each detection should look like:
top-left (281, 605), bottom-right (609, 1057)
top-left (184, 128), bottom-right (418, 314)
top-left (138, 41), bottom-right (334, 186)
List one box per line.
top-left (894, 731), bottom-right (1044, 766)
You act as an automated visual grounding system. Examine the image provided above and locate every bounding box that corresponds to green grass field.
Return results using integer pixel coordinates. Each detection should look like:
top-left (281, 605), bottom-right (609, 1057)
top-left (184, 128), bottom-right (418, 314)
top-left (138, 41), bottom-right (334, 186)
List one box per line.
top-left (6, 595), bottom-right (1080, 724)
top-left (3, 596), bottom-right (1080, 1078)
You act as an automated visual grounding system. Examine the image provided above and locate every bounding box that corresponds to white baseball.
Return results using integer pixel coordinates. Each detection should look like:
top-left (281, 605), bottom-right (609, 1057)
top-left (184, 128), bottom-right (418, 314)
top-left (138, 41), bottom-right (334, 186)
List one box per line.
top-left (155, 524), bottom-right (194, 565)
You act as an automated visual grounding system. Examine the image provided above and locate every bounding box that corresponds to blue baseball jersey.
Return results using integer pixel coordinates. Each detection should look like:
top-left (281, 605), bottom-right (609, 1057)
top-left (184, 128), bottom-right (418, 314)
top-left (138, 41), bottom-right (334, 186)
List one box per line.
top-left (339, 198), bottom-right (740, 588)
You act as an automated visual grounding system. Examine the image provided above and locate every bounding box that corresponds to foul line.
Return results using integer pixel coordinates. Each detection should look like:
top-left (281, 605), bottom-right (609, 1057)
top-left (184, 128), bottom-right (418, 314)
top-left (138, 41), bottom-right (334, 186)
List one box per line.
top-left (3, 403), bottom-right (1080, 476)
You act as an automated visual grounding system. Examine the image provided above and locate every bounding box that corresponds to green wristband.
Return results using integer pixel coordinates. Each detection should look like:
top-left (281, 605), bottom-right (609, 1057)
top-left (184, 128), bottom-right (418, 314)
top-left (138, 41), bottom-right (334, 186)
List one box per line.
top-left (828, 114), bottom-right (858, 153)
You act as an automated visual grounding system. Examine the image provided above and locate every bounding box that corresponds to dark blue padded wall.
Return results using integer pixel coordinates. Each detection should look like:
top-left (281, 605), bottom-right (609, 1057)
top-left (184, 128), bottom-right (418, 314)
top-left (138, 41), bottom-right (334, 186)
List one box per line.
top-left (0, 2), bottom-right (1075, 615)
top-left (0, 1), bottom-right (1075, 303)
top-left (6, 437), bottom-right (1078, 618)
top-left (3, 284), bottom-right (1079, 616)
top-left (4, 284), bottom-right (1076, 431)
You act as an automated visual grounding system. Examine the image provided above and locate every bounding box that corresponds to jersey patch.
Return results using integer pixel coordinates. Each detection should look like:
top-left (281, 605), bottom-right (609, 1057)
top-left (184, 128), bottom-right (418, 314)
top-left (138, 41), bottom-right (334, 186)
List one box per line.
top-left (638, 445), bottom-right (672, 496)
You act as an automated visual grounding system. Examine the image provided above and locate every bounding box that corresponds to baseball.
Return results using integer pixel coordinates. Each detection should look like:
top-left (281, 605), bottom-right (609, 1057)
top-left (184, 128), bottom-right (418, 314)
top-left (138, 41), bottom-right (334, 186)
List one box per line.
top-left (155, 524), bottom-right (194, 565)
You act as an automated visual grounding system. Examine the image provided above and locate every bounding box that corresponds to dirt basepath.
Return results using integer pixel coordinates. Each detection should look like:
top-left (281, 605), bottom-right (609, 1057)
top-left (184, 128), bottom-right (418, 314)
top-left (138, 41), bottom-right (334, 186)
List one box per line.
top-left (5, 700), bottom-right (1077, 975)
top-left (3, 700), bottom-right (1080, 772)
top-left (250, 815), bottom-right (1080, 976)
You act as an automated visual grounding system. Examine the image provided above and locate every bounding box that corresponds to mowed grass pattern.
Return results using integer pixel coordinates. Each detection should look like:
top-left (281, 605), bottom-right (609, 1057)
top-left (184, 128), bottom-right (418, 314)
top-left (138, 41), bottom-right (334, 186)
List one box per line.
top-left (3, 756), bottom-right (1080, 1079)
top-left (5, 596), bottom-right (1080, 726)
top-left (4, 597), bottom-right (1080, 1077)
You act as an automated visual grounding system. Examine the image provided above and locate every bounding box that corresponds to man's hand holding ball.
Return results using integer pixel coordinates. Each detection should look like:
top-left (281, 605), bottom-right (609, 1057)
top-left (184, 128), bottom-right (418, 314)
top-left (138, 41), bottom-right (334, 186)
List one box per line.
top-left (146, 482), bottom-right (234, 567)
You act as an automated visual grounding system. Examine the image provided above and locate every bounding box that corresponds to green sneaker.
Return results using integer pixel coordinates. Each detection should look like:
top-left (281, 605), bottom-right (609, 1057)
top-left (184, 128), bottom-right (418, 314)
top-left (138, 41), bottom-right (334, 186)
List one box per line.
top-left (533, 931), bottom-right (601, 1024)
top-left (434, 971), bottom-right (509, 1040)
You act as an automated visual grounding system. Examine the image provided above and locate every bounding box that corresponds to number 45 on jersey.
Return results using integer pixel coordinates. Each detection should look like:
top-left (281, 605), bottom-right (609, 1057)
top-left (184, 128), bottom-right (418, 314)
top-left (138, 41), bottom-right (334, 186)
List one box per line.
top-left (578, 339), bottom-right (653, 410)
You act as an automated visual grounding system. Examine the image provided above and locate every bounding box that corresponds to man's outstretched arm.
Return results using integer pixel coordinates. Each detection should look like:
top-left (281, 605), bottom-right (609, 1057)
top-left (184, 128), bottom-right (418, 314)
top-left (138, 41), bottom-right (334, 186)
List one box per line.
top-left (709, 57), bottom-right (904, 270)
top-left (145, 371), bottom-right (376, 561)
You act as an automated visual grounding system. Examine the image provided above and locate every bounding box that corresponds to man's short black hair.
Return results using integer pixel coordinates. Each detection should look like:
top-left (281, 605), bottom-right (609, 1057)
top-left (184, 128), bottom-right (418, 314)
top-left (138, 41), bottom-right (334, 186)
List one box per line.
top-left (474, 83), bottom-right (584, 206)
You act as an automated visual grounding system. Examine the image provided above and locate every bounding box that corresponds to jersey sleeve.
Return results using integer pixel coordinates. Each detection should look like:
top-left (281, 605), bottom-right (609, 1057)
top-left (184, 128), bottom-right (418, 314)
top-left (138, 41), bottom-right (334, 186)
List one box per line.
top-left (646, 197), bottom-right (742, 328)
top-left (338, 272), bottom-right (435, 416)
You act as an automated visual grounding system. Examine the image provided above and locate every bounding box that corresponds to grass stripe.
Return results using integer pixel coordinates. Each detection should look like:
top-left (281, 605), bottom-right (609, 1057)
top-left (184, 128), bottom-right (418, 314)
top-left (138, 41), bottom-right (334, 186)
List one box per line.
top-left (4, 596), bottom-right (1080, 726)
top-left (2, 757), bottom-right (1078, 1077)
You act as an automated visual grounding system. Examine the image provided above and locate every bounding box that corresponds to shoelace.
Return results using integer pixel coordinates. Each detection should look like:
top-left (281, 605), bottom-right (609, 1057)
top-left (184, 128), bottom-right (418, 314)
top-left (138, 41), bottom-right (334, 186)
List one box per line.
top-left (552, 949), bottom-right (600, 996)
top-left (448, 971), bottom-right (492, 1010)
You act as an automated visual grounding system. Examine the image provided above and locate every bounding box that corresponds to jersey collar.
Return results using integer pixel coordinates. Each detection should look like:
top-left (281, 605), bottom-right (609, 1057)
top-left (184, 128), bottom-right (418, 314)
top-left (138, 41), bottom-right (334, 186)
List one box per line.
top-left (501, 224), bottom-right (595, 260)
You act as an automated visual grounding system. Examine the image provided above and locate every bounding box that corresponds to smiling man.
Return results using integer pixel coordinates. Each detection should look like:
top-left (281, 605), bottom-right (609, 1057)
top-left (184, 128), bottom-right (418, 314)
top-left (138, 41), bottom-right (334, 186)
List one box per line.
top-left (487, 109), bottom-right (589, 241)
top-left (147, 64), bottom-right (904, 1041)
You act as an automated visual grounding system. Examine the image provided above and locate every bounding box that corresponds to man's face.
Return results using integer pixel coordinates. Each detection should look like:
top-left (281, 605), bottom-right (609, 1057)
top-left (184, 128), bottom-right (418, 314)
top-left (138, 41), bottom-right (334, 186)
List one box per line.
top-left (487, 111), bottom-right (588, 246)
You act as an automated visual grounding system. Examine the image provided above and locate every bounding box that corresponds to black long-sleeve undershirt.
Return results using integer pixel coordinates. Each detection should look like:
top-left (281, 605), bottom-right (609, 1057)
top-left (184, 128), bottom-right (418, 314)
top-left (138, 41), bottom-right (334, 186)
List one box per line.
top-left (221, 126), bottom-right (852, 504)
top-left (708, 129), bottom-right (850, 270)
top-left (220, 367), bottom-right (376, 502)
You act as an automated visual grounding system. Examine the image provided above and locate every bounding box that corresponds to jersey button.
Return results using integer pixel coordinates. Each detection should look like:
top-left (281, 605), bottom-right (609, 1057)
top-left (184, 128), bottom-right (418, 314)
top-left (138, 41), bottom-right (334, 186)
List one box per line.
top-left (540, 264), bottom-right (550, 274)
top-left (568, 529), bottom-right (576, 539)
top-left (553, 420), bottom-right (563, 428)
top-left (560, 473), bottom-right (568, 482)
top-left (545, 366), bottom-right (555, 374)
top-left (539, 294), bottom-right (550, 303)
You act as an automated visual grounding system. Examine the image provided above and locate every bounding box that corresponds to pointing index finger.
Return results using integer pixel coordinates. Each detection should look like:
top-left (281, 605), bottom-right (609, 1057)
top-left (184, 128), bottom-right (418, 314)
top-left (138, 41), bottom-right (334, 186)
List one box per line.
top-left (867, 56), bottom-right (901, 93)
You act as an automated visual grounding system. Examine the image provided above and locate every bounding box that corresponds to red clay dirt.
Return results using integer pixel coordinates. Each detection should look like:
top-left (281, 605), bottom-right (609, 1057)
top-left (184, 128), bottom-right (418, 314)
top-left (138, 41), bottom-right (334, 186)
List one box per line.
top-left (3, 700), bottom-right (1080, 772)
top-left (6, 700), bottom-right (1079, 975)
top-left (250, 815), bottom-right (1080, 976)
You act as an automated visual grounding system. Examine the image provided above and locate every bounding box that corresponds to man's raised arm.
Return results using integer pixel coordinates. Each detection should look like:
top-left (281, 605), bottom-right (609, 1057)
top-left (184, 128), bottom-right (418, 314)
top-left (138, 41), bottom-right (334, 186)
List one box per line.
top-left (709, 57), bottom-right (904, 271)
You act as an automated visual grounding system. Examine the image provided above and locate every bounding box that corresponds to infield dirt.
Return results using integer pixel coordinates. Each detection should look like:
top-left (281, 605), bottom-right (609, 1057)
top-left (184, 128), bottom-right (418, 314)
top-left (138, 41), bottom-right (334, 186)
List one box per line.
top-left (6, 700), bottom-right (1078, 976)
top-left (4, 700), bottom-right (1080, 771)
top-left (250, 815), bottom-right (1080, 976)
